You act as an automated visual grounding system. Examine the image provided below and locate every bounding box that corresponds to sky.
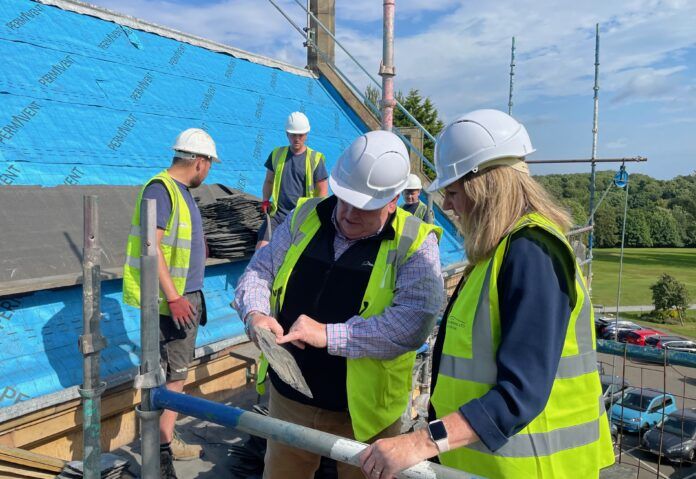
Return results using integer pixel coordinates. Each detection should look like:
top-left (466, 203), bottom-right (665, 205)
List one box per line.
top-left (88, 0), bottom-right (696, 180)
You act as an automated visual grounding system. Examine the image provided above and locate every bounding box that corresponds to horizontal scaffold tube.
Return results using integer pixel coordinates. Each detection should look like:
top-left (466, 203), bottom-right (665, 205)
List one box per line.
top-left (151, 387), bottom-right (471, 479)
top-left (597, 339), bottom-right (696, 368)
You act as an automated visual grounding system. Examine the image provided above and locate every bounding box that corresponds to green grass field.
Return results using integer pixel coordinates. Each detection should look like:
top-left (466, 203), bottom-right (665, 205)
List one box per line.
top-left (590, 248), bottom-right (696, 307)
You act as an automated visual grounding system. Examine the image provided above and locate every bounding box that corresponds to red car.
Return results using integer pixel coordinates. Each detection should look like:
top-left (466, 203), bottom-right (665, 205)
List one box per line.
top-left (625, 329), bottom-right (664, 346)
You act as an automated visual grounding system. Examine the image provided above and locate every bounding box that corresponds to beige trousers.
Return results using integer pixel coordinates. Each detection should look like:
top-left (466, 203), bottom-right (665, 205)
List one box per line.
top-left (263, 384), bottom-right (403, 479)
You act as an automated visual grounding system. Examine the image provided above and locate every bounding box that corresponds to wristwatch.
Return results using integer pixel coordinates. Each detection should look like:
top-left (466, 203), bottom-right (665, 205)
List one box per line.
top-left (427, 419), bottom-right (450, 453)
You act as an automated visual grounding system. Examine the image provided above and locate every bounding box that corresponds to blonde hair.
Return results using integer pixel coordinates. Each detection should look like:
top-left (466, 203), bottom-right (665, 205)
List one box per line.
top-left (457, 165), bottom-right (572, 266)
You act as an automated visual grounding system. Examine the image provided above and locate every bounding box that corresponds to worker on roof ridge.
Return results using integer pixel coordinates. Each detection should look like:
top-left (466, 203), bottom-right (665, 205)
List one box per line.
top-left (360, 109), bottom-right (615, 479)
top-left (123, 127), bottom-right (218, 479)
top-left (234, 130), bottom-right (444, 479)
top-left (257, 111), bottom-right (329, 249)
top-left (400, 173), bottom-right (433, 223)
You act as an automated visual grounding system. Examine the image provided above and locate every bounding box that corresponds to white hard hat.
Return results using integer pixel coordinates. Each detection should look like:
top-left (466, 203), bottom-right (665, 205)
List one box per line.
top-left (329, 130), bottom-right (410, 210)
top-left (426, 109), bottom-right (534, 192)
top-left (405, 174), bottom-right (423, 190)
top-left (285, 111), bottom-right (311, 134)
top-left (173, 128), bottom-right (220, 162)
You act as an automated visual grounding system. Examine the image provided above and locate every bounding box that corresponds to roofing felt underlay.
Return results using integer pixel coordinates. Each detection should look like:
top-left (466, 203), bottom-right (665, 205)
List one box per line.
top-left (0, 0), bottom-right (466, 413)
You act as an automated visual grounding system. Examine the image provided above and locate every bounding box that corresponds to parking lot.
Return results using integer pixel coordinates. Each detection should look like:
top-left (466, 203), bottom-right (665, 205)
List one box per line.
top-left (599, 352), bottom-right (696, 478)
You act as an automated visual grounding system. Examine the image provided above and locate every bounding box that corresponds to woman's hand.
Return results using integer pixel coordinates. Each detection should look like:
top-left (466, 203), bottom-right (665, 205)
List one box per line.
top-left (359, 429), bottom-right (438, 479)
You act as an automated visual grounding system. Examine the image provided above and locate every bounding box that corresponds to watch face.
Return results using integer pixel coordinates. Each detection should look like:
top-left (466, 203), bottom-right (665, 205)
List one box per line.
top-left (429, 420), bottom-right (447, 441)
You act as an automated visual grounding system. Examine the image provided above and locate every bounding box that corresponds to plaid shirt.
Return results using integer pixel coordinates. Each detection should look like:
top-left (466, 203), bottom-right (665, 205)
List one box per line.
top-left (233, 205), bottom-right (443, 359)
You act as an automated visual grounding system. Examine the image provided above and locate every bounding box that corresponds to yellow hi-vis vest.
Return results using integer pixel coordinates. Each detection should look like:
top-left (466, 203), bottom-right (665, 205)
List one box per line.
top-left (256, 196), bottom-right (442, 441)
top-left (123, 170), bottom-right (193, 316)
top-left (430, 212), bottom-right (614, 479)
top-left (269, 146), bottom-right (325, 216)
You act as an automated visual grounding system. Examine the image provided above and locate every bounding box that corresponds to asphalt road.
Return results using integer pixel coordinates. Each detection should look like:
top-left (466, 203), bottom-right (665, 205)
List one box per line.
top-left (599, 352), bottom-right (696, 478)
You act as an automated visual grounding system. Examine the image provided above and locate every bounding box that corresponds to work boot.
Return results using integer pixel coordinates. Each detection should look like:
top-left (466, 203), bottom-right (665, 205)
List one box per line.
top-left (160, 448), bottom-right (178, 479)
top-left (171, 433), bottom-right (203, 461)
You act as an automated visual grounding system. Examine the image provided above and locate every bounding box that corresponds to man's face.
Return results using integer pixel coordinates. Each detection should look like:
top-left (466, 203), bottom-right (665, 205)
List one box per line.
top-left (335, 197), bottom-right (398, 240)
top-left (287, 132), bottom-right (307, 153)
top-left (403, 188), bottom-right (421, 205)
top-left (190, 156), bottom-right (212, 188)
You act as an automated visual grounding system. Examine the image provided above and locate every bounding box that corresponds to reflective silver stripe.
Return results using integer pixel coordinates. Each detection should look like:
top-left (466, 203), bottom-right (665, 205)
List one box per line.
top-left (124, 255), bottom-right (187, 279)
top-left (395, 215), bottom-right (421, 265)
top-left (438, 261), bottom-right (497, 384)
top-left (124, 255), bottom-right (140, 269)
top-left (556, 350), bottom-right (598, 379)
top-left (161, 206), bottom-right (180, 246)
top-left (290, 197), bottom-right (323, 238)
top-left (130, 220), bottom-right (191, 249)
top-left (466, 416), bottom-right (601, 458)
top-left (575, 272), bottom-right (593, 354)
top-left (307, 150), bottom-right (318, 195)
top-left (466, 395), bottom-right (605, 458)
top-left (169, 266), bottom-right (188, 278)
top-left (385, 249), bottom-right (398, 267)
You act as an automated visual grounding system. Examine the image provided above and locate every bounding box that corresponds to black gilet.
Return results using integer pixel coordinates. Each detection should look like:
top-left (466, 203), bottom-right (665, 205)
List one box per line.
top-left (269, 196), bottom-right (396, 410)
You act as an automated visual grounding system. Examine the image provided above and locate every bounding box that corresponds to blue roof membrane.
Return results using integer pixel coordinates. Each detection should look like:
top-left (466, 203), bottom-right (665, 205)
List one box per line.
top-left (0, 0), bottom-right (466, 409)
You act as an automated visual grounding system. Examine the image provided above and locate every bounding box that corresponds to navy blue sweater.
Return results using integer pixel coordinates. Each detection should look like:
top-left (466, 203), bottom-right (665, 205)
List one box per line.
top-left (431, 227), bottom-right (575, 451)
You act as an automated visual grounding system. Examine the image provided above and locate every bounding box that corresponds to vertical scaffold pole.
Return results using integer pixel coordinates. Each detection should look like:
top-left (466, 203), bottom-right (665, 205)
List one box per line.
top-left (137, 199), bottom-right (162, 479)
top-left (380, 0), bottom-right (396, 131)
top-left (508, 36), bottom-right (515, 115)
top-left (588, 23), bottom-right (600, 291)
top-left (79, 195), bottom-right (107, 479)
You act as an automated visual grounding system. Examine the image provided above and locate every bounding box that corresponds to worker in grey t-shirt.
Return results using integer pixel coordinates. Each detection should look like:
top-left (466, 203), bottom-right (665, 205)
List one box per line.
top-left (257, 111), bottom-right (328, 248)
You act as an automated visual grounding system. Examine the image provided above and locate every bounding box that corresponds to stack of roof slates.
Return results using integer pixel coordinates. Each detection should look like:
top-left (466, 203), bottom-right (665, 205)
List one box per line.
top-left (199, 190), bottom-right (263, 260)
top-left (0, 445), bottom-right (66, 478)
top-left (56, 453), bottom-right (130, 478)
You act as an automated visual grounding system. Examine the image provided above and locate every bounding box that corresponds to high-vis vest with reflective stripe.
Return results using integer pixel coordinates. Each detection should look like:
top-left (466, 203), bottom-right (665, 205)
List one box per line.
top-left (257, 196), bottom-right (442, 441)
top-left (269, 146), bottom-right (324, 216)
top-left (123, 170), bottom-right (193, 316)
top-left (430, 213), bottom-right (614, 479)
top-left (413, 202), bottom-right (428, 220)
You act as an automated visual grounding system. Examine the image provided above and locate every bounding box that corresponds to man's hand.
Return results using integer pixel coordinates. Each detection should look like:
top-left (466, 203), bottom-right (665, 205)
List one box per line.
top-left (261, 200), bottom-right (271, 214)
top-left (277, 314), bottom-right (327, 349)
top-left (247, 312), bottom-right (284, 347)
top-left (167, 296), bottom-right (196, 330)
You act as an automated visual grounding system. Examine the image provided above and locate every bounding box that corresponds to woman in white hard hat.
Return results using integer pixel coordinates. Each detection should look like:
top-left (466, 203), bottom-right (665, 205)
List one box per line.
top-left (360, 109), bottom-right (614, 479)
top-left (400, 174), bottom-right (433, 223)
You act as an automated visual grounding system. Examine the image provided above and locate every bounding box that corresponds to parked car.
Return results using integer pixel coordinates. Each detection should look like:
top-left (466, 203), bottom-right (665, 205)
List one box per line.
top-left (624, 329), bottom-right (664, 346)
top-left (642, 409), bottom-right (696, 463)
top-left (663, 340), bottom-right (696, 354)
top-left (654, 336), bottom-right (689, 349)
top-left (600, 321), bottom-right (642, 340)
top-left (595, 316), bottom-right (615, 335)
top-left (610, 388), bottom-right (678, 433)
top-left (601, 375), bottom-right (631, 409)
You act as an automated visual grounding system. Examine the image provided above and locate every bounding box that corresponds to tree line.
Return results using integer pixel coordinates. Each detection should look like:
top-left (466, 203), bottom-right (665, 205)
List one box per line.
top-left (536, 171), bottom-right (696, 248)
top-left (361, 87), bottom-right (695, 248)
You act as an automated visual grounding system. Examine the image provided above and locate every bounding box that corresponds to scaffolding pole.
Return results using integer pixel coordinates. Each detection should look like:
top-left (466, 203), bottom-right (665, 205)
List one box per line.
top-left (380, 0), bottom-right (396, 131)
top-left (79, 195), bottom-right (107, 479)
top-left (136, 199), bottom-right (163, 479)
top-left (588, 23), bottom-right (600, 291)
top-left (508, 36), bottom-right (515, 115)
top-left (151, 387), bottom-right (469, 479)
top-left (526, 156), bottom-right (646, 164)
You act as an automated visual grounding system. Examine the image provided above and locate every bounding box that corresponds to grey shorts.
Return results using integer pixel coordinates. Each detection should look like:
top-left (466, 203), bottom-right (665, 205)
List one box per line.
top-left (159, 290), bottom-right (206, 382)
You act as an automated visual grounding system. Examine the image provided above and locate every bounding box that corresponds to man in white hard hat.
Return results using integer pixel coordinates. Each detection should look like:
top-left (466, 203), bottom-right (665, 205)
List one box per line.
top-left (233, 130), bottom-right (444, 479)
top-left (123, 128), bottom-right (219, 478)
top-left (401, 173), bottom-right (433, 223)
top-left (257, 111), bottom-right (329, 249)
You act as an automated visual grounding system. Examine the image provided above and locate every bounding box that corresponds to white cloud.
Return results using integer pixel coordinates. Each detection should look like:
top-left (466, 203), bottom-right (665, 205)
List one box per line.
top-left (606, 138), bottom-right (628, 149)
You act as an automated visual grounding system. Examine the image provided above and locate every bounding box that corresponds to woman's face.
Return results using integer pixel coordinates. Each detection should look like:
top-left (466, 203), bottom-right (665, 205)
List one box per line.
top-left (442, 179), bottom-right (469, 219)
